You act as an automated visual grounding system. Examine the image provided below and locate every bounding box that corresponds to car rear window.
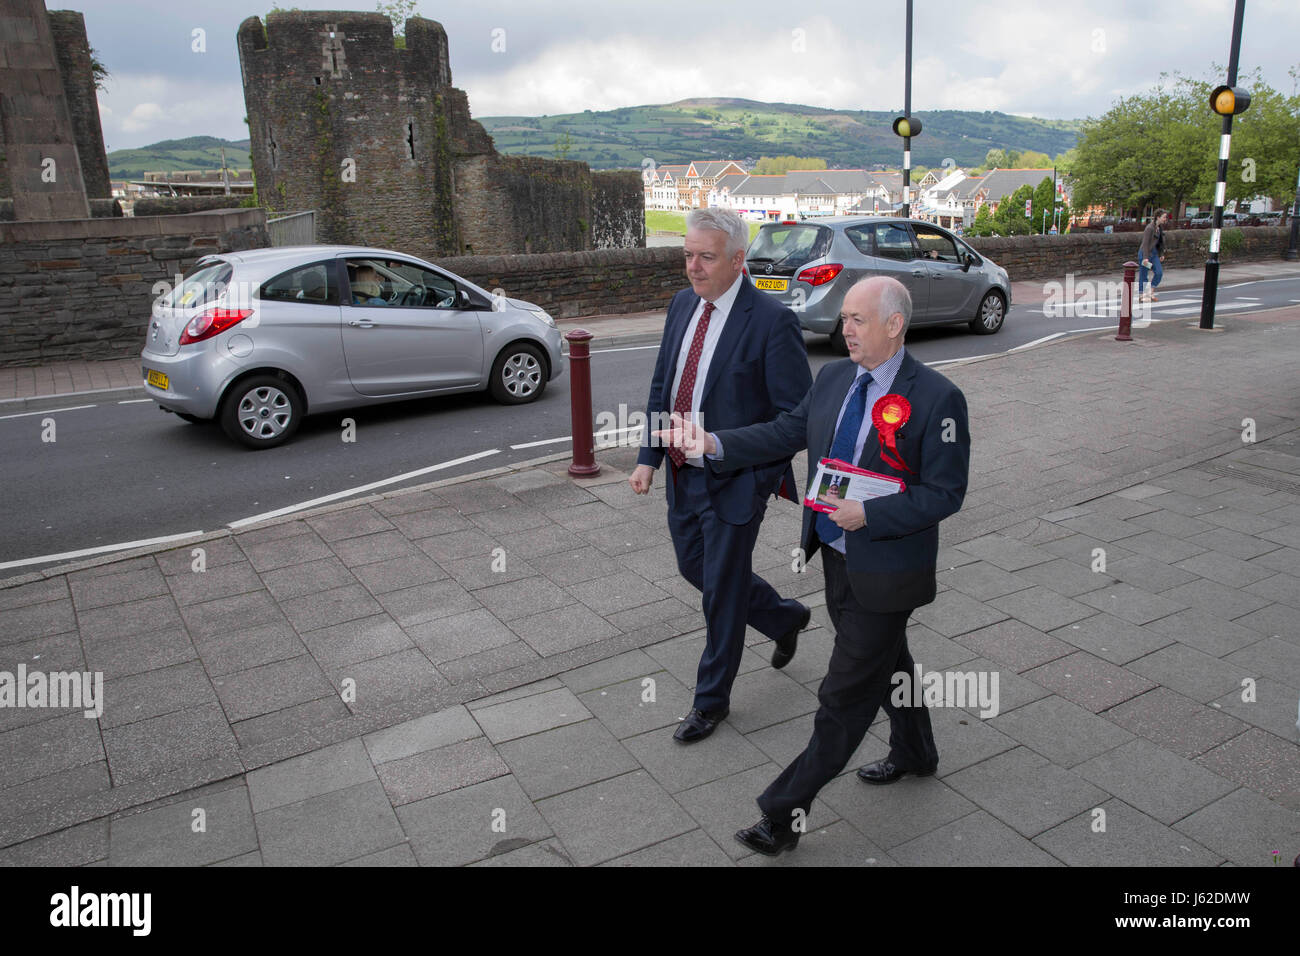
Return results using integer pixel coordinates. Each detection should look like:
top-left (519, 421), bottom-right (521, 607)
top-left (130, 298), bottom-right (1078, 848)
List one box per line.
top-left (843, 225), bottom-right (875, 256)
top-left (161, 261), bottom-right (233, 309)
top-left (870, 223), bottom-right (915, 262)
top-left (746, 224), bottom-right (833, 273)
top-left (261, 260), bottom-right (338, 305)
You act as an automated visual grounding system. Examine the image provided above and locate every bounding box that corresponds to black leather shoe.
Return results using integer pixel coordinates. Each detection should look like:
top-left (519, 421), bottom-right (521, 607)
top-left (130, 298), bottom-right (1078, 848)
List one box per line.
top-left (673, 707), bottom-right (728, 744)
top-left (735, 814), bottom-right (800, 856)
top-left (856, 758), bottom-right (938, 785)
top-left (771, 605), bottom-right (811, 670)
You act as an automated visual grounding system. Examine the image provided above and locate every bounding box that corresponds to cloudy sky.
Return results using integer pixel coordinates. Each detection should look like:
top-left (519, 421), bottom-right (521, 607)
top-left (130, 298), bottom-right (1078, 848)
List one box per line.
top-left (74, 0), bottom-right (1298, 152)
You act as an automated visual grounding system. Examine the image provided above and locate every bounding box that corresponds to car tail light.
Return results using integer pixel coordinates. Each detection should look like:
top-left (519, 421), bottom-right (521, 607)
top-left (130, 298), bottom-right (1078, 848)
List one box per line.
top-left (179, 308), bottom-right (253, 345)
top-left (796, 264), bottom-right (843, 287)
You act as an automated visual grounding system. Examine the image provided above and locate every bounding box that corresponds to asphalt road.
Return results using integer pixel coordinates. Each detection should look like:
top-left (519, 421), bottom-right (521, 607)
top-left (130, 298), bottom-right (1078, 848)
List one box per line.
top-left (3, 275), bottom-right (1298, 577)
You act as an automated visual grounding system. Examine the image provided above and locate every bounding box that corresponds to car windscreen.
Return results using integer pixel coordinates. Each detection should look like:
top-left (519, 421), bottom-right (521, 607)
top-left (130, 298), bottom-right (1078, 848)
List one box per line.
top-left (746, 224), bottom-right (833, 276)
top-left (160, 261), bottom-right (233, 310)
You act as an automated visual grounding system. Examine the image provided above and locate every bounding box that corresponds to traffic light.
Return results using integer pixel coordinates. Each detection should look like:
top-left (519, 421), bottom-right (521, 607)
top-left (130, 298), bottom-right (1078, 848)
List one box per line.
top-left (1210, 85), bottom-right (1251, 116)
top-left (892, 116), bottom-right (921, 138)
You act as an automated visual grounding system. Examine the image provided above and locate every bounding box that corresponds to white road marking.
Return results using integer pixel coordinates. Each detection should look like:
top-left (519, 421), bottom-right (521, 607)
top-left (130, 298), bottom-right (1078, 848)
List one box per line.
top-left (0, 404), bottom-right (96, 420)
top-left (1220, 277), bottom-right (1300, 289)
top-left (927, 353), bottom-right (999, 366)
top-left (510, 436), bottom-right (571, 450)
top-left (1010, 332), bottom-right (1068, 351)
top-left (228, 449), bottom-right (501, 528)
top-left (0, 530), bottom-right (205, 571)
top-left (587, 344), bottom-right (661, 354)
top-left (118, 398), bottom-right (154, 404)
top-left (511, 424), bottom-right (642, 450)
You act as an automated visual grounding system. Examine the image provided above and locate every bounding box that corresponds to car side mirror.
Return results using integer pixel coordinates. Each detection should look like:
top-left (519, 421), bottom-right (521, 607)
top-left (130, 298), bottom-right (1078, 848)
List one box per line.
top-left (960, 252), bottom-right (974, 272)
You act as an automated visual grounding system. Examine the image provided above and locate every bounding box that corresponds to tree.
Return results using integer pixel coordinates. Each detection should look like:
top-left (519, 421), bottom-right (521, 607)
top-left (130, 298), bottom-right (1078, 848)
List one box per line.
top-left (991, 184), bottom-right (1034, 235)
top-left (89, 46), bottom-right (110, 92)
top-left (1069, 69), bottom-right (1299, 216)
top-left (1031, 176), bottom-right (1055, 233)
top-left (966, 203), bottom-right (996, 236)
top-left (554, 132), bottom-right (573, 161)
top-left (753, 155), bottom-right (827, 175)
top-left (376, 0), bottom-right (418, 41)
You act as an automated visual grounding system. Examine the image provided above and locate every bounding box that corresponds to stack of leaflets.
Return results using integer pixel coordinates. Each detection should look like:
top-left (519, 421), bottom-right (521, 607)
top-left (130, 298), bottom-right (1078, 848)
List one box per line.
top-left (803, 458), bottom-right (905, 514)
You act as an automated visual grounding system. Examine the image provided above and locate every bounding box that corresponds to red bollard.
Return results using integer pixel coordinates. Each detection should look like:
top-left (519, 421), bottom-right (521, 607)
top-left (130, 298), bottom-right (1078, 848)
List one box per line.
top-left (565, 329), bottom-right (600, 477)
top-left (1116, 261), bottom-right (1137, 341)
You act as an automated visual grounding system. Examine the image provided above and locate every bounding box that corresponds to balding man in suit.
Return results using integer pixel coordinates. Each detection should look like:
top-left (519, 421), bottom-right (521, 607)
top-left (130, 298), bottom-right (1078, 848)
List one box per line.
top-left (657, 275), bottom-right (971, 854)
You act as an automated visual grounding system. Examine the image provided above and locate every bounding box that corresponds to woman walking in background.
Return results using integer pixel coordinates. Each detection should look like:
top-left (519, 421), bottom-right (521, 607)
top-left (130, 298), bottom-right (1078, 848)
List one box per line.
top-left (1138, 209), bottom-right (1168, 301)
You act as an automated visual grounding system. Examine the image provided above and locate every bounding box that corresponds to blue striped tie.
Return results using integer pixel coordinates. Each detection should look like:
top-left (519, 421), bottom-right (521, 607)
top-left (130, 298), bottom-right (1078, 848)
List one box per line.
top-left (815, 372), bottom-right (871, 546)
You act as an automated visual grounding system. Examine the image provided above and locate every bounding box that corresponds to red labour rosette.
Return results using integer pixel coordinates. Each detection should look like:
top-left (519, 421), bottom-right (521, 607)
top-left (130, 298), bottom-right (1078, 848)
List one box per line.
top-left (872, 394), bottom-right (914, 473)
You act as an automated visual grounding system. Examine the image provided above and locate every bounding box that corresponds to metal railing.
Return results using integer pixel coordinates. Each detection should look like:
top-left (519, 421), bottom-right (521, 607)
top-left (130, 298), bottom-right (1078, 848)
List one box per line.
top-left (267, 210), bottom-right (316, 247)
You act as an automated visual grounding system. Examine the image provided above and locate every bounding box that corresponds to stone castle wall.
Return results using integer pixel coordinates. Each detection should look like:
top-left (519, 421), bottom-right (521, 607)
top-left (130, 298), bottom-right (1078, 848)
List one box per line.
top-left (47, 9), bottom-right (110, 200)
top-left (237, 11), bottom-right (641, 257)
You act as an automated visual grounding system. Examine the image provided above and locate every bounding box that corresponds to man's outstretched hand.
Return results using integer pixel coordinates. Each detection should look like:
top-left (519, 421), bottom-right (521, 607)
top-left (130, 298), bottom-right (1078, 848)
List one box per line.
top-left (652, 413), bottom-right (717, 459)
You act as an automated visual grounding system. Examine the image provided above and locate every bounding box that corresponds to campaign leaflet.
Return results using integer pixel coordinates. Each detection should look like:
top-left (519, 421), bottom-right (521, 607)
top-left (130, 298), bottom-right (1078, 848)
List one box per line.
top-left (804, 458), bottom-right (905, 514)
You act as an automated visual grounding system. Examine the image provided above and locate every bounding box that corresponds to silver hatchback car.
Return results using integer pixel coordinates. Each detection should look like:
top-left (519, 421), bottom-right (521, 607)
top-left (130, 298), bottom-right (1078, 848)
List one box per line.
top-left (141, 246), bottom-right (564, 449)
top-left (745, 217), bottom-right (1011, 353)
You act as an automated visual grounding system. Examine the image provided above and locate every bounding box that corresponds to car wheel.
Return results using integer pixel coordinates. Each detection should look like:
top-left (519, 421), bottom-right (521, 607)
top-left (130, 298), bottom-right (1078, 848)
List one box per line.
top-left (970, 291), bottom-right (1006, 334)
top-left (829, 319), bottom-right (850, 355)
top-left (219, 374), bottom-right (302, 449)
top-left (489, 343), bottom-right (547, 404)
top-left (174, 412), bottom-right (205, 425)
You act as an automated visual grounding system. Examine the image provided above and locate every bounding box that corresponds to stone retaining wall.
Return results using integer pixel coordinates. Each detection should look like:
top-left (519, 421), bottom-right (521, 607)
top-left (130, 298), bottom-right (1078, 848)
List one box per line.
top-left (434, 246), bottom-right (684, 318)
top-left (437, 226), bottom-right (1290, 318)
top-left (0, 209), bottom-right (269, 367)
top-left (966, 227), bottom-right (1289, 281)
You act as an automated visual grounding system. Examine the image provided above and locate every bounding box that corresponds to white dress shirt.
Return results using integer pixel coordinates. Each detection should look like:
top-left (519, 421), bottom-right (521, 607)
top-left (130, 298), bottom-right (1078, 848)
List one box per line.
top-left (669, 272), bottom-right (744, 467)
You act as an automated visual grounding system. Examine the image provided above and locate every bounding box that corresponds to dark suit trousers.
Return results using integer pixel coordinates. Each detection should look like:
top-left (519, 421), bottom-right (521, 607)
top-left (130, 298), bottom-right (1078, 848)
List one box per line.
top-left (666, 466), bottom-right (805, 713)
top-left (758, 547), bottom-right (938, 821)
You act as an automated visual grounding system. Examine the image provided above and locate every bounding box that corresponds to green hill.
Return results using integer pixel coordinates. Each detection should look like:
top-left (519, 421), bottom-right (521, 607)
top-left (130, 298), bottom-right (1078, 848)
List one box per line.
top-left (480, 98), bottom-right (1080, 170)
top-left (107, 136), bottom-right (251, 180)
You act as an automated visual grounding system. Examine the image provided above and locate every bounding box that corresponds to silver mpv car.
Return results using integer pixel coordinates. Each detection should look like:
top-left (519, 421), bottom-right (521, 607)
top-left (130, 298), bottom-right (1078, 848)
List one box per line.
top-left (745, 217), bottom-right (1011, 353)
top-left (141, 246), bottom-right (564, 449)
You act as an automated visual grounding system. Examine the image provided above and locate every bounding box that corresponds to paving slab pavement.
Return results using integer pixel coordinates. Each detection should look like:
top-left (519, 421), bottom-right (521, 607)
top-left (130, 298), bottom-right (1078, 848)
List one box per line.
top-left (1, 292), bottom-right (1298, 867)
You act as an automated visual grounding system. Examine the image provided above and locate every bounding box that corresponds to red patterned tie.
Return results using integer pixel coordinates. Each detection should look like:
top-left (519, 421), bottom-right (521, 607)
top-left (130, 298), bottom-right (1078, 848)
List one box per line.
top-left (667, 302), bottom-right (715, 469)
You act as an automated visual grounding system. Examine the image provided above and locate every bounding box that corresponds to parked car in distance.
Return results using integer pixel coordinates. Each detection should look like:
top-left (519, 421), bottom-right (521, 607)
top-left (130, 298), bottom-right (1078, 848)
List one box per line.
top-left (141, 246), bottom-right (563, 449)
top-left (745, 217), bottom-right (1012, 353)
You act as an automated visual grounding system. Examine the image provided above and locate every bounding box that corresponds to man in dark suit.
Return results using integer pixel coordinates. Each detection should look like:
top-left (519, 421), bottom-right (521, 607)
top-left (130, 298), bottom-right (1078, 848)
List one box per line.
top-left (656, 275), bottom-right (970, 853)
top-left (629, 208), bottom-right (813, 744)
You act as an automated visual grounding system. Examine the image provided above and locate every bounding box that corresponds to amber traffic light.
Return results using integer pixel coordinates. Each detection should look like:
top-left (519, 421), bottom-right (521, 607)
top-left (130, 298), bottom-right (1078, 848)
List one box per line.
top-left (892, 116), bottom-right (921, 138)
top-left (1210, 85), bottom-right (1251, 116)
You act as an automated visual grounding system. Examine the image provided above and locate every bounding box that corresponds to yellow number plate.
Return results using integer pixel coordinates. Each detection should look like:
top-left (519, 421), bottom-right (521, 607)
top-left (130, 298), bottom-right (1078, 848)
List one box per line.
top-left (146, 369), bottom-right (169, 390)
top-left (754, 278), bottom-right (788, 292)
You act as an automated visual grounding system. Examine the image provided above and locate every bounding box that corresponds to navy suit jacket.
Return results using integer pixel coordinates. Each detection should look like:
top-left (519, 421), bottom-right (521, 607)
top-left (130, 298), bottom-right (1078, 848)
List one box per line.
top-left (712, 351), bottom-right (970, 613)
top-left (637, 278), bottom-right (812, 525)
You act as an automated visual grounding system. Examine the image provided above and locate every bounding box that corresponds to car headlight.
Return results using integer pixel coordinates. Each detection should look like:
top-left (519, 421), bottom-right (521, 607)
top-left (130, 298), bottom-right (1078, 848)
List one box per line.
top-left (527, 308), bottom-right (556, 328)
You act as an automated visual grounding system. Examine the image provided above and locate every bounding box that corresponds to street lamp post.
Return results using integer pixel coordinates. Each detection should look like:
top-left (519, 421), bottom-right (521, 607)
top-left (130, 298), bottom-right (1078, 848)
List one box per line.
top-left (1286, 165), bottom-right (1300, 262)
top-left (1199, 0), bottom-right (1248, 330)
